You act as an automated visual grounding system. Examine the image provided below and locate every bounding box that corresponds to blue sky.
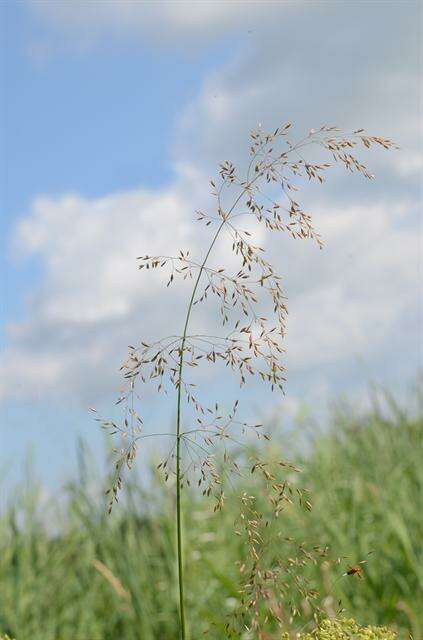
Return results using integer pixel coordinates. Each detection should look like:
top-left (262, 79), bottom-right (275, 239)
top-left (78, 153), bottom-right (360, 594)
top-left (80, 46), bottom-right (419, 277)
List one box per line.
top-left (2, 0), bottom-right (233, 329)
top-left (1, 0), bottom-right (422, 493)
top-left (1, 0), bottom-right (240, 489)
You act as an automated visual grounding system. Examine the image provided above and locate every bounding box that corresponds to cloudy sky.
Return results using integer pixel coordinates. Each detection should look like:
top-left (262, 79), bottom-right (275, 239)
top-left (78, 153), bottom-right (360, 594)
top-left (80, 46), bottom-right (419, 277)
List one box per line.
top-left (1, 0), bottom-right (422, 488)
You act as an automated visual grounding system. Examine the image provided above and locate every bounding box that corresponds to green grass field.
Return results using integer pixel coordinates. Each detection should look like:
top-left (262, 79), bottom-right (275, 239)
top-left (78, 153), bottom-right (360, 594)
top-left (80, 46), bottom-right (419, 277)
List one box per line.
top-left (1, 389), bottom-right (422, 639)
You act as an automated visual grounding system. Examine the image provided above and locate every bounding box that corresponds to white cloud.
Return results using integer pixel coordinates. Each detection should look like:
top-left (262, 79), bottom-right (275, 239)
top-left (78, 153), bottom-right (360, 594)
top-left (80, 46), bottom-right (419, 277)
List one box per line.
top-left (28, 0), bottom-right (296, 50)
top-left (2, 186), bottom-right (419, 404)
top-left (265, 198), bottom-right (420, 374)
top-left (1, 177), bottom-right (197, 401)
top-left (17, 189), bottom-right (193, 321)
top-left (175, 6), bottom-right (422, 177)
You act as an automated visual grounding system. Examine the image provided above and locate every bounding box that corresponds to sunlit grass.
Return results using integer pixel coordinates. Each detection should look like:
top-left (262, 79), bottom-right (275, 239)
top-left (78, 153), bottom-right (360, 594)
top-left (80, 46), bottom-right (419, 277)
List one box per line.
top-left (1, 389), bottom-right (421, 639)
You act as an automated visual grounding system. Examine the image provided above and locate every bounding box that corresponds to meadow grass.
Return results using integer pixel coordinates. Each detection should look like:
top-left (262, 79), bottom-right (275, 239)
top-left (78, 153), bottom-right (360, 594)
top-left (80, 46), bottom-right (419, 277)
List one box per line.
top-left (0, 390), bottom-right (421, 639)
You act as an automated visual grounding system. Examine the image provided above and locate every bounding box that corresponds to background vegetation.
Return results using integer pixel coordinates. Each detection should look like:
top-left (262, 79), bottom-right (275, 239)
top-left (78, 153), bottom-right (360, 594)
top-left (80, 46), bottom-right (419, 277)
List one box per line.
top-left (1, 387), bottom-right (421, 640)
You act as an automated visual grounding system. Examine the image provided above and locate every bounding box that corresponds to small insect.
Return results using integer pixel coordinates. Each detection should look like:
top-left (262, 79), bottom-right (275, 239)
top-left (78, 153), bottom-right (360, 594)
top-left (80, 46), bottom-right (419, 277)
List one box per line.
top-left (344, 564), bottom-right (365, 578)
top-left (340, 552), bottom-right (373, 580)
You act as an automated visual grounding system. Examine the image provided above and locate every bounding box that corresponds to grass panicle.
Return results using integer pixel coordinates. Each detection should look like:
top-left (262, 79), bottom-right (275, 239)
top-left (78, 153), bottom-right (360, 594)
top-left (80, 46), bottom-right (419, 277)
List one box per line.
top-left (93, 123), bottom-right (397, 637)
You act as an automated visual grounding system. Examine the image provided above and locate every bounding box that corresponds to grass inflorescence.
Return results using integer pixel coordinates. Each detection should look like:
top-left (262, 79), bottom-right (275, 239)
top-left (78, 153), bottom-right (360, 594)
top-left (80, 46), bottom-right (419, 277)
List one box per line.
top-left (94, 122), bottom-right (396, 637)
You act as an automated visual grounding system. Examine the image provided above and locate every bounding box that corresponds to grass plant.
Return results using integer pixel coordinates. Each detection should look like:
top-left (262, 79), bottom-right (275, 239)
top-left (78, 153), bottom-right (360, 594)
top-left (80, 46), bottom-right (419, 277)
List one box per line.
top-left (93, 123), bottom-right (396, 637)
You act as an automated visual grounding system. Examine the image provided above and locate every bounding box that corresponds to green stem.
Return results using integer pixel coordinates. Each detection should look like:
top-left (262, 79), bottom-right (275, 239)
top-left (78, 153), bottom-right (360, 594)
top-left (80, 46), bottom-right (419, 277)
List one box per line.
top-left (175, 219), bottom-right (226, 639)
top-left (174, 169), bottom-right (270, 637)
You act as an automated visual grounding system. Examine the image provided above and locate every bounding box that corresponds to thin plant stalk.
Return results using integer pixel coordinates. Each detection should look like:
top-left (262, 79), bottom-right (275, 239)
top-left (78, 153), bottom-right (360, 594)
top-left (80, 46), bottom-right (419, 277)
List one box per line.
top-left (175, 175), bottom-right (265, 636)
top-left (175, 218), bottom-right (235, 638)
